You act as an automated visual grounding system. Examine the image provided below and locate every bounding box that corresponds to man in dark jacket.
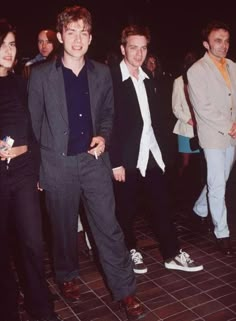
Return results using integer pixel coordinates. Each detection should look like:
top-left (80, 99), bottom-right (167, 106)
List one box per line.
top-left (28, 6), bottom-right (145, 320)
top-left (110, 24), bottom-right (203, 274)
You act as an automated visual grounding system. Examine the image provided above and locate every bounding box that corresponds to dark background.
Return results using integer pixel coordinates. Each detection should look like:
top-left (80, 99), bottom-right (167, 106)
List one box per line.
top-left (2, 0), bottom-right (236, 75)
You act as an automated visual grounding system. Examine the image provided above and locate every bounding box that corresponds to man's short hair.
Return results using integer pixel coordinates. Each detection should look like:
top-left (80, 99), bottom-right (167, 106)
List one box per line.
top-left (121, 25), bottom-right (151, 46)
top-left (202, 20), bottom-right (230, 42)
top-left (56, 5), bottom-right (92, 34)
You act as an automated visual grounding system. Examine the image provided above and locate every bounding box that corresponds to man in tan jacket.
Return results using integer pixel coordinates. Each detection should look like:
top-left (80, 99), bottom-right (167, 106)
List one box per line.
top-left (188, 21), bottom-right (236, 256)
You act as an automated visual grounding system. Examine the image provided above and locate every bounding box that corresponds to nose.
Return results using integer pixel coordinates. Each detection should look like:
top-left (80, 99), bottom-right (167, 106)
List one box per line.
top-left (224, 43), bottom-right (229, 49)
top-left (136, 48), bottom-right (142, 57)
top-left (74, 34), bottom-right (82, 43)
top-left (5, 44), bottom-right (12, 54)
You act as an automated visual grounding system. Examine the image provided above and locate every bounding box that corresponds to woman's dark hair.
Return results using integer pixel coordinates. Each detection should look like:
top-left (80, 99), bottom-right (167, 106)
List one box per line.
top-left (182, 51), bottom-right (198, 84)
top-left (0, 19), bottom-right (16, 47)
top-left (143, 53), bottom-right (162, 79)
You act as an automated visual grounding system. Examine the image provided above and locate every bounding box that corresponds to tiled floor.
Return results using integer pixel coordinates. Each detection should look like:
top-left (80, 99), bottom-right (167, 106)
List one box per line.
top-left (18, 206), bottom-right (236, 321)
top-left (18, 164), bottom-right (236, 321)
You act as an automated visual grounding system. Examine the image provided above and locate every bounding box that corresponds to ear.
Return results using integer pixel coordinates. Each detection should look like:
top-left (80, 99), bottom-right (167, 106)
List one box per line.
top-left (203, 41), bottom-right (209, 51)
top-left (120, 44), bottom-right (125, 56)
top-left (88, 34), bottom-right (92, 45)
top-left (57, 32), bottom-right (63, 44)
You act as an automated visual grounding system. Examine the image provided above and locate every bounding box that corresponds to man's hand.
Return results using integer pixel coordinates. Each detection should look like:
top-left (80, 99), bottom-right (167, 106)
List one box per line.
top-left (0, 140), bottom-right (15, 161)
top-left (88, 136), bottom-right (105, 158)
top-left (113, 166), bottom-right (126, 182)
top-left (187, 118), bottom-right (194, 126)
top-left (37, 182), bottom-right (43, 192)
top-left (228, 122), bottom-right (236, 139)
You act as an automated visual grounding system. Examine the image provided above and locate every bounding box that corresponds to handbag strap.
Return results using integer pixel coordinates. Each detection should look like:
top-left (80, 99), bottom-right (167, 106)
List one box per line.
top-left (183, 83), bottom-right (198, 137)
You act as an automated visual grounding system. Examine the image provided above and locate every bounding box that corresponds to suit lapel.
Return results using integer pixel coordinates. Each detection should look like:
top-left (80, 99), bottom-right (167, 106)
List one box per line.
top-left (87, 62), bottom-right (99, 130)
top-left (204, 53), bottom-right (231, 90)
top-left (48, 63), bottom-right (68, 126)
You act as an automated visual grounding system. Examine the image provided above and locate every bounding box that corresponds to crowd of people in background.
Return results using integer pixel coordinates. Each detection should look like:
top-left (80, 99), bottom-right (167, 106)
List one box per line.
top-left (1, 5), bottom-right (236, 321)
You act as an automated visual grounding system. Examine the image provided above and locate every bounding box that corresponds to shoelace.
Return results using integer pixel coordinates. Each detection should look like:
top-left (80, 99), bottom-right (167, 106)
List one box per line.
top-left (131, 250), bottom-right (143, 264)
top-left (178, 250), bottom-right (194, 264)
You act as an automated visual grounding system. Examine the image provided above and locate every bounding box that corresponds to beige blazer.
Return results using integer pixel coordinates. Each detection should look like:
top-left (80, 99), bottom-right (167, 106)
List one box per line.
top-left (187, 52), bottom-right (236, 149)
top-left (172, 76), bottom-right (195, 138)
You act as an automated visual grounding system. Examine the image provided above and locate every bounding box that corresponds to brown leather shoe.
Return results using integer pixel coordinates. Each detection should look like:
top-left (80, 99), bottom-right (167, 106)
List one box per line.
top-left (59, 277), bottom-right (80, 301)
top-left (217, 237), bottom-right (235, 257)
top-left (120, 295), bottom-right (145, 320)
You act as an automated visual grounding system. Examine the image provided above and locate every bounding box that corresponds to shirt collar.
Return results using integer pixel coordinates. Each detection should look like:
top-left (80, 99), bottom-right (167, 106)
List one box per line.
top-left (208, 52), bottom-right (227, 68)
top-left (56, 54), bottom-right (92, 70)
top-left (120, 59), bottom-right (149, 82)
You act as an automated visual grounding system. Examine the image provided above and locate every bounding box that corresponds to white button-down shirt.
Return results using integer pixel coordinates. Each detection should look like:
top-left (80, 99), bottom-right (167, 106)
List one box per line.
top-left (120, 60), bottom-right (165, 176)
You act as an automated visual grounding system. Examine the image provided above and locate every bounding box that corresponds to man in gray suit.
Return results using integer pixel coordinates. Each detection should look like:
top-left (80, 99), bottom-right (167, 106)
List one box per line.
top-left (28, 5), bottom-right (145, 320)
top-left (188, 21), bottom-right (236, 256)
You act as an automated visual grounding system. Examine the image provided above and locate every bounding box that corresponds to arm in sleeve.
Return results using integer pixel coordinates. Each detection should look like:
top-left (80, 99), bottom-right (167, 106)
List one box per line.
top-left (27, 68), bottom-right (44, 142)
top-left (172, 77), bottom-right (192, 124)
top-left (187, 65), bottom-right (233, 135)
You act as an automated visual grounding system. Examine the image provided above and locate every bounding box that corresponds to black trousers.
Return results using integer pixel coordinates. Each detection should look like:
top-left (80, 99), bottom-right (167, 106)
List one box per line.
top-left (0, 152), bottom-right (53, 319)
top-left (44, 152), bottom-right (136, 301)
top-left (114, 163), bottom-right (180, 261)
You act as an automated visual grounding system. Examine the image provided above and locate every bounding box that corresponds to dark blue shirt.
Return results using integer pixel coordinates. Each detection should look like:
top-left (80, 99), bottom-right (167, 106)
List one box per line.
top-left (62, 62), bottom-right (93, 156)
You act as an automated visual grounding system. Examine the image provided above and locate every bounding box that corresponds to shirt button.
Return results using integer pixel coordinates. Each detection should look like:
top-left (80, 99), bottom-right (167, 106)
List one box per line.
top-left (229, 93), bottom-right (231, 96)
top-left (79, 114), bottom-right (83, 117)
top-left (63, 131), bottom-right (68, 135)
top-left (81, 132), bottom-right (84, 135)
top-left (62, 152), bottom-right (66, 156)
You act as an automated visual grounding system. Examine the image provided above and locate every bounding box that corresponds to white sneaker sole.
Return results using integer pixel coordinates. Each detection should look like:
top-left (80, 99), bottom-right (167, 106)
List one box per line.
top-left (133, 267), bottom-right (148, 274)
top-left (164, 262), bottom-right (203, 272)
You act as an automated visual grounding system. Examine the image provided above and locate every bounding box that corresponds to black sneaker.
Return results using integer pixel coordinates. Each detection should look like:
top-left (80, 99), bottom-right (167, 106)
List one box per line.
top-left (164, 250), bottom-right (203, 272)
top-left (130, 249), bottom-right (148, 274)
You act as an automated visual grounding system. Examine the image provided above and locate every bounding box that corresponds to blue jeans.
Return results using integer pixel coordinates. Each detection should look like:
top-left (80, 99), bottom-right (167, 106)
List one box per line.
top-left (193, 146), bottom-right (235, 238)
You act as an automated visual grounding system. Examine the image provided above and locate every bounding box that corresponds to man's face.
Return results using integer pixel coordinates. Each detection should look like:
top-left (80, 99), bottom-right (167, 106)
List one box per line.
top-left (57, 20), bottom-right (92, 60)
top-left (38, 30), bottom-right (54, 57)
top-left (0, 32), bottom-right (16, 70)
top-left (203, 28), bottom-right (230, 60)
top-left (121, 35), bottom-right (148, 70)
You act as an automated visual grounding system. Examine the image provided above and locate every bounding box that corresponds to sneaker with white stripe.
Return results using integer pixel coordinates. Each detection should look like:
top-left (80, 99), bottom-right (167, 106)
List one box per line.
top-left (130, 249), bottom-right (148, 274)
top-left (164, 250), bottom-right (203, 272)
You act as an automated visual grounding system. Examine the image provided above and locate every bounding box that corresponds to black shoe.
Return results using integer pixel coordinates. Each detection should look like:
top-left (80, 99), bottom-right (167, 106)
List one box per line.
top-left (192, 213), bottom-right (212, 233)
top-left (31, 313), bottom-right (62, 321)
top-left (2, 312), bottom-right (21, 321)
top-left (217, 237), bottom-right (235, 257)
top-left (59, 277), bottom-right (80, 301)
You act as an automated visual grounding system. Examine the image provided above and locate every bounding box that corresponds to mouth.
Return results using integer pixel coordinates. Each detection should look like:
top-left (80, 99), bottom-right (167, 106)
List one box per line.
top-left (4, 56), bottom-right (13, 61)
top-left (72, 46), bottom-right (82, 50)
